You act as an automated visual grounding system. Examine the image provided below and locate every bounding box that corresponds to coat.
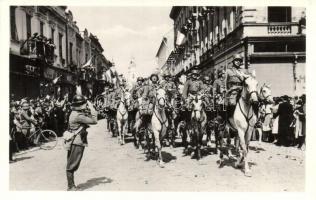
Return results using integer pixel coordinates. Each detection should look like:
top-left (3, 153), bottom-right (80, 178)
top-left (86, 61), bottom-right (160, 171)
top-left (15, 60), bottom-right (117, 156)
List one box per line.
top-left (68, 105), bottom-right (97, 147)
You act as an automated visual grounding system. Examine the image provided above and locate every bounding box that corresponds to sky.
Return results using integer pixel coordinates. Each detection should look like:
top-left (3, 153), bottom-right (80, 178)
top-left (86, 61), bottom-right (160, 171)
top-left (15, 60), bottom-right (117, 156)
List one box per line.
top-left (68, 6), bottom-right (174, 78)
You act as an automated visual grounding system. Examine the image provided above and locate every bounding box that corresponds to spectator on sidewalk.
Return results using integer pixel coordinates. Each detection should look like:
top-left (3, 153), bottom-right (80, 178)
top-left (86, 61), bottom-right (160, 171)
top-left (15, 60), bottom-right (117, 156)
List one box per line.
top-left (276, 95), bottom-right (294, 146)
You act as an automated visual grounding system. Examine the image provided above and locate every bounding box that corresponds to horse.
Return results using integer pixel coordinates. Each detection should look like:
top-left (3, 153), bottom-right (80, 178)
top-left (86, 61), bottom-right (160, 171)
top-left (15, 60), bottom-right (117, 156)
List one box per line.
top-left (225, 73), bottom-right (259, 177)
top-left (188, 94), bottom-right (207, 160)
top-left (259, 83), bottom-right (273, 103)
top-left (150, 88), bottom-right (168, 167)
top-left (116, 91), bottom-right (131, 145)
top-left (254, 84), bottom-right (273, 143)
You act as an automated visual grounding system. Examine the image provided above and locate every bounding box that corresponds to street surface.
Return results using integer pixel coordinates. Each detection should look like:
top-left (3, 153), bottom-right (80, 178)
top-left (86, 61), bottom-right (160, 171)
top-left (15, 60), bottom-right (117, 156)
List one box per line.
top-left (10, 119), bottom-right (305, 191)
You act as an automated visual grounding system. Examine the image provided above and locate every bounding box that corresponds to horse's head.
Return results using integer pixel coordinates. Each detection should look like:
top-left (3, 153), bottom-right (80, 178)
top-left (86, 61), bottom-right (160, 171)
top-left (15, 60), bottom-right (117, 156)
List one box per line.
top-left (156, 88), bottom-right (166, 108)
top-left (243, 74), bottom-right (259, 104)
top-left (191, 94), bottom-right (204, 121)
top-left (260, 83), bottom-right (273, 103)
top-left (122, 91), bottom-right (131, 107)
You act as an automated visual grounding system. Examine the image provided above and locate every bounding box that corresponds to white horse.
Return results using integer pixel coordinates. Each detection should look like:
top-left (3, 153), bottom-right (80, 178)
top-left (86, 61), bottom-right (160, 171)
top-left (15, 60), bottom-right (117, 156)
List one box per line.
top-left (226, 74), bottom-right (259, 177)
top-left (116, 91), bottom-right (131, 145)
top-left (255, 84), bottom-right (273, 143)
top-left (259, 83), bottom-right (273, 103)
top-left (189, 94), bottom-right (207, 160)
top-left (150, 88), bottom-right (168, 167)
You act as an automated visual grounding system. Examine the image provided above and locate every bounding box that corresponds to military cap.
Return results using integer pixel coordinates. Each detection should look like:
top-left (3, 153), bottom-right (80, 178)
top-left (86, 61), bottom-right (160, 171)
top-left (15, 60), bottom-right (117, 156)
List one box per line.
top-left (233, 54), bottom-right (243, 61)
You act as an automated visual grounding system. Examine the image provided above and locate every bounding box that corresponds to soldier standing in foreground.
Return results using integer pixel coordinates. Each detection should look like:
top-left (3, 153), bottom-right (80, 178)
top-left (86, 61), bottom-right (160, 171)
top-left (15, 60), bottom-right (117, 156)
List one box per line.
top-left (66, 95), bottom-right (97, 191)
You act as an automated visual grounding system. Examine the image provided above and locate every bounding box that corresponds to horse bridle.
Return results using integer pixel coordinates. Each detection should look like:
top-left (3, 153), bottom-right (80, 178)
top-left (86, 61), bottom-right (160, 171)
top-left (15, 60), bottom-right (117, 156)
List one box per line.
top-left (260, 86), bottom-right (272, 102)
top-left (118, 96), bottom-right (129, 117)
top-left (154, 92), bottom-right (168, 134)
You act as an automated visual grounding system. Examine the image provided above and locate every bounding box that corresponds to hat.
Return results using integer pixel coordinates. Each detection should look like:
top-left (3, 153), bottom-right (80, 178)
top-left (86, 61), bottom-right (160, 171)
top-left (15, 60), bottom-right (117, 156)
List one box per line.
top-left (191, 69), bottom-right (200, 76)
top-left (22, 102), bottom-right (30, 110)
top-left (71, 95), bottom-right (87, 108)
top-left (137, 77), bottom-right (144, 82)
top-left (218, 69), bottom-right (224, 76)
top-left (203, 76), bottom-right (210, 81)
top-left (233, 54), bottom-right (243, 61)
top-left (150, 73), bottom-right (159, 81)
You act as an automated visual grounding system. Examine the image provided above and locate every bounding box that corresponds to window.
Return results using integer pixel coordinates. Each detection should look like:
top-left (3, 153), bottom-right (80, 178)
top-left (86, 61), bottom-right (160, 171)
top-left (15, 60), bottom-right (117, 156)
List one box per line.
top-left (51, 28), bottom-right (55, 43)
top-left (85, 53), bottom-right (88, 63)
top-left (59, 33), bottom-right (63, 60)
top-left (26, 14), bottom-right (32, 38)
top-left (268, 7), bottom-right (291, 23)
top-left (40, 21), bottom-right (44, 36)
top-left (69, 42), bottom-right (73, 63)
top-left (10, 6), bottom-right (17, 40)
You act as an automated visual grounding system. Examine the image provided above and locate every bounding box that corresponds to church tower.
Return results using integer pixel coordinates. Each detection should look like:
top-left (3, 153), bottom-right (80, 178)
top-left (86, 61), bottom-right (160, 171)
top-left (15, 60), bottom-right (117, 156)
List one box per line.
top-left (128, 56), bottom-right (136, 84)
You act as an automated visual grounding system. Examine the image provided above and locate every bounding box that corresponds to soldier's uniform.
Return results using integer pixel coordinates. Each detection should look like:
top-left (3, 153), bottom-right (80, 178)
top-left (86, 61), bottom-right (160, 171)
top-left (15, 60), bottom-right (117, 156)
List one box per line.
top-left (213, 69), bottom-right (226, 108)
top-left (66, 95), bottom-right (97, 191)
top-left (182, 70), bottom-right (204, 109)
top-left (201, 76), bottom-right (213, 110)
top-left (226, 54), bottom-right (246, 106)
top-left (135, 74), bottom-right (159, 132)
top-left (161, 73), bottom-right (177, 104)
top-left (142, 74), bottom-right (160, 110)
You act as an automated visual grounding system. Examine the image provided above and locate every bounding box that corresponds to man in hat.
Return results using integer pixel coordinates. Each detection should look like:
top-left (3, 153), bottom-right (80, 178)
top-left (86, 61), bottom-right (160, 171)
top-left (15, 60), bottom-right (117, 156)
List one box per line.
top-left (226, 54), bottom-right (247, 108)
top-left (131, 77), bottom-right (145, 101)
top-left (20, 101), bottom-right (37, 148)
top-left (201, 75), bottom-right (213, 109)
top-left (182, 69), bottom-right (204, 108)
top-left (213, 68), bottom-right (226, 106)
top-left (141, 73), bottom-right (160, 109)
top-left (134, 73), bottom-right (159, 133)
top-left (66, 95), bottom-right (97, 191)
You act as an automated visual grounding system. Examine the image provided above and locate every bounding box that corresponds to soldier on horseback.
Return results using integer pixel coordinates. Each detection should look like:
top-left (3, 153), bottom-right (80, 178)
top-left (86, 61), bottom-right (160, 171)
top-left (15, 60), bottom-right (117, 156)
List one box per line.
top-left (134, 74), bottom-right (159, 135)
top-left (213, 69), bottom-right (226, 111)
top-left (160, 71), bottom-right (177, 130)
top-left (182, 69), bottom-right (204, 109)
top-left (201, 75), bottom-right (214, 111)
top-left (226, 54), bottom-right (247, 116)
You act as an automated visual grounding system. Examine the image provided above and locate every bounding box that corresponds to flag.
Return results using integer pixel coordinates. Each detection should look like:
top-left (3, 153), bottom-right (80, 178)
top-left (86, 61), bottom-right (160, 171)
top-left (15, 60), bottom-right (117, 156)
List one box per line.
top-left (81, 56), bottom-right (96, 70)
top-left (53, 75), bottom-right (62, 84)
top-left (176, 31), bottom-right (186, 46)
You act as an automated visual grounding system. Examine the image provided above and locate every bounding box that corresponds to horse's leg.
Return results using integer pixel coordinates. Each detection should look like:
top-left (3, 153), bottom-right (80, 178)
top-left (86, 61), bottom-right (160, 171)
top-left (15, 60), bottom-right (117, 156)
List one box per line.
top-left (117, 119), bottom-right (122, 144)
top-left (122, 119), bottom-right (126, 145)
top-left (197, 124), bottom-right (203, 160)
top-left (235, 127), bottom-right (250, 176)
top-left (244, 127), bottom-right (255, 177)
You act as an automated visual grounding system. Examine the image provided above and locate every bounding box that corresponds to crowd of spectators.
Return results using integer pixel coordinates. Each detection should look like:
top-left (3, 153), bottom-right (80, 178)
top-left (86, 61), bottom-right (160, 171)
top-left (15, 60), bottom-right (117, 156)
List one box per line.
top-left (254, 94), bottom-right (306, 150)
top-left (9, 94), bottom-right (71, 162)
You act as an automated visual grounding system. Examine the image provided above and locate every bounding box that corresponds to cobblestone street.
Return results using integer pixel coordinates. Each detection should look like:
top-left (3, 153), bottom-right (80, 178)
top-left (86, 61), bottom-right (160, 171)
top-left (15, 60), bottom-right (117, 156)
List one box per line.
top-left (10, 119), bottom-right (305, 191)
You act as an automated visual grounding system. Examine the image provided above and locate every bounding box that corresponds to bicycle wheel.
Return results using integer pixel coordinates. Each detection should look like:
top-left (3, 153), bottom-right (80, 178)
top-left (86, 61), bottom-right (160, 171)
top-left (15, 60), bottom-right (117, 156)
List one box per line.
top-left (37, 129), bottom-right (58, 150)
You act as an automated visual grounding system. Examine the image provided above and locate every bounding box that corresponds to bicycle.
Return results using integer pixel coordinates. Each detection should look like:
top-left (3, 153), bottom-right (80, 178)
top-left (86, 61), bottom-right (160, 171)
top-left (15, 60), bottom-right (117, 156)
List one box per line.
top-left (27, 124), bottom-right (58, 150)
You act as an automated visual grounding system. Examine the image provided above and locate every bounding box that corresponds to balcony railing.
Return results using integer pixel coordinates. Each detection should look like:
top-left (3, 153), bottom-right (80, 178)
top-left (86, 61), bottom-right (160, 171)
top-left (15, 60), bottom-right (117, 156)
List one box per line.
top-left (20, 34), bottom-right (55, 63)
top-left (268, 24), bottom-right (291, 35)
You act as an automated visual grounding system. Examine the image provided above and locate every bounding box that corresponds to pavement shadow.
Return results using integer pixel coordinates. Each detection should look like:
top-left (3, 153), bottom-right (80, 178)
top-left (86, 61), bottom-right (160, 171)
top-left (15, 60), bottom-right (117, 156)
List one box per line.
top-left (77, 177), bottom-right (113, 191)
top-left (124, 136), bottom-right (135, 144)
top-left (161, 151), bottom-right (177, 163)
top-left (11, 156), bottom-right (33, 163)
top-left (249, 146), bottom-right (266, 153)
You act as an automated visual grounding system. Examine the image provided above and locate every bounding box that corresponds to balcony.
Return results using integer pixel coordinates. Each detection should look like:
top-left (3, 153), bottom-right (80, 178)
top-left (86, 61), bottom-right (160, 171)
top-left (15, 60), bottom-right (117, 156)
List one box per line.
top-left (268, 24), bottom-right (291, 35)
top-left (243, 22), bottom-right (301, 37)
top-left (20, 35), bottom-right (55, 63)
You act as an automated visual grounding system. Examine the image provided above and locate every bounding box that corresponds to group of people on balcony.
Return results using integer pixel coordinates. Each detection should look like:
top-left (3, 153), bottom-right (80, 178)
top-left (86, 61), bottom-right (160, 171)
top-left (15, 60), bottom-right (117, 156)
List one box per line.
top-left (21, 33), bottom-right (55, 63)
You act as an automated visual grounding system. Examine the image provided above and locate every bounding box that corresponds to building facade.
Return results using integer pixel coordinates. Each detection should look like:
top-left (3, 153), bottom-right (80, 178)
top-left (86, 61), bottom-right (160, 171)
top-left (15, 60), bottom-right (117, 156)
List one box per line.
top-left (168, 6), bottom-right (306, 97)
top-left (10, 6), bottom-right (110, 100)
